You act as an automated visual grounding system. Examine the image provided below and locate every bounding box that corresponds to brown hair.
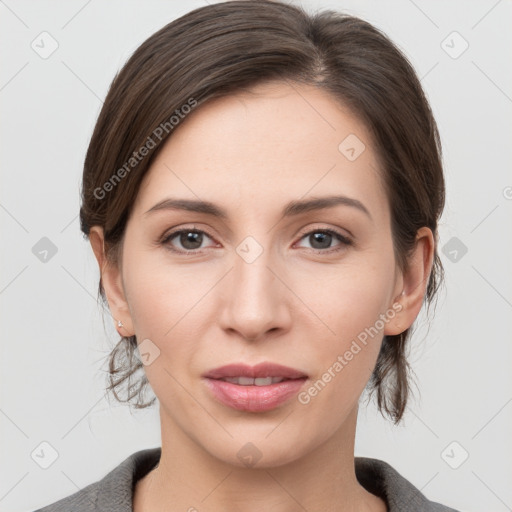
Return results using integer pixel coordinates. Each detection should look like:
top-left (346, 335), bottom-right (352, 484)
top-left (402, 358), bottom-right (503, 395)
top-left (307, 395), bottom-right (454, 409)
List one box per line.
top-left (80, 0), bottom-right (445, 424)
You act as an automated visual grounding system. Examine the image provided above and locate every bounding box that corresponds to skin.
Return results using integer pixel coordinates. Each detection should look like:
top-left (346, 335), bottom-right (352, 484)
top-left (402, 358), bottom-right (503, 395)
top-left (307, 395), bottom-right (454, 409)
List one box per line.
top-left (90, 81), bottom-right (434, 512)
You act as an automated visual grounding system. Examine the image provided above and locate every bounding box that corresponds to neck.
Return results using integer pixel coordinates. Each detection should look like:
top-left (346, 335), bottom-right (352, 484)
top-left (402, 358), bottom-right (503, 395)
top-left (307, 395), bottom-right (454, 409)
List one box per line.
top-left (134, 404), bottom-right (386, 512)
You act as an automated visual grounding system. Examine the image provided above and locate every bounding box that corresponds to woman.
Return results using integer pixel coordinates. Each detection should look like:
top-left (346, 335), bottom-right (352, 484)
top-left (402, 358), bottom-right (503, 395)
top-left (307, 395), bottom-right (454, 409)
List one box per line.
top-left (35, 1), bottom-right (460, 511)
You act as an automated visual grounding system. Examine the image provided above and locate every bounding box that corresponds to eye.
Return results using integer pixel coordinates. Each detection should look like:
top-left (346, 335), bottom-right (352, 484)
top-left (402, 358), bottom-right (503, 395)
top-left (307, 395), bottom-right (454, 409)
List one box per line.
top-left (295, 228), bottom-right (352, 252)
top-left (161, 228), bottom-right (218, 252)
top-left (160, 226), bottom-right (352, 254)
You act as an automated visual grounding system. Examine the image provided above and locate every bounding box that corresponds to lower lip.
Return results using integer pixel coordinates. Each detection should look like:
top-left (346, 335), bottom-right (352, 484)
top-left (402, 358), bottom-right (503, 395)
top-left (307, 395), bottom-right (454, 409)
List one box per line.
top-left (204, 378), bottom-right (307, 412)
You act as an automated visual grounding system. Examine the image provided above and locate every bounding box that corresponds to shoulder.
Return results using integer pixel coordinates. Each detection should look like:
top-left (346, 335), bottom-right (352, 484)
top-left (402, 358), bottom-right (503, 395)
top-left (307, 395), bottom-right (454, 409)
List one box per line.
top-left (32, 447), bottom-right (161, 512)
top-left (355, 456), bottom-right (462, 512)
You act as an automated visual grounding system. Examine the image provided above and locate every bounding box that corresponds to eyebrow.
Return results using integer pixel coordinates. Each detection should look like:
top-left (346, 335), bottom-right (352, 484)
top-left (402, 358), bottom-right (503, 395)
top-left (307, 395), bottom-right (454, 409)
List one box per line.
top-left (144, 195), bottom-right (372, 221)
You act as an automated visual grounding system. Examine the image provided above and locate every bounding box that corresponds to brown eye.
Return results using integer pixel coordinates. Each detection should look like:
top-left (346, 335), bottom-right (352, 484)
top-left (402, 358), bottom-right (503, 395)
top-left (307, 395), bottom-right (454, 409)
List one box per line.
top-left (178, 231), bottom-right (204, 250)
top-left (162, 229), bottom-right (216, 252)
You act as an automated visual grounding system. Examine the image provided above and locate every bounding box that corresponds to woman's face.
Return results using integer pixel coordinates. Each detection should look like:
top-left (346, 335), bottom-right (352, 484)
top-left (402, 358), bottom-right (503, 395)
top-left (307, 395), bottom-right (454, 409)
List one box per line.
top-left (108, 81), bottom-right (410, 467)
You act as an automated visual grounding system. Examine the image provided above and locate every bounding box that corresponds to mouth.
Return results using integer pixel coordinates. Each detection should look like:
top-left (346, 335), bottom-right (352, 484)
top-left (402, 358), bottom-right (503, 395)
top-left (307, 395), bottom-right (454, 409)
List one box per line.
top-left (202, 362), bottom-right (308, 380)
top-left (219, 376), bottom-right (292, 385)
top-left (202, 362), bottom-right (308, 412)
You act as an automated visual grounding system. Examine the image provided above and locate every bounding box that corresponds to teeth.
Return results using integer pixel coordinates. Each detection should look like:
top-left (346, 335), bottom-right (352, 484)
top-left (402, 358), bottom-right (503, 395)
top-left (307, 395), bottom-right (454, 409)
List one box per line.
top-left (221, 376), bottom-right (286, 385)
top-left (255, 377), bottom-right (273, 386)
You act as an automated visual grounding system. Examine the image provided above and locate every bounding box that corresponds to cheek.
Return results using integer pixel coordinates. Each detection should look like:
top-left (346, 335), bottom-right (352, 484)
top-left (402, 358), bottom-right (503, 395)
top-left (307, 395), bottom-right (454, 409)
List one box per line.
top-left (122, 249), bottom-right (222, 389)
top-left (292, 256), bottom-right (395, 348)
top-left (123, 245), bottom-right (208, 338)
top-left (293, 281), bottom-right (385, 438)
top-left (289, 254), bottom-right (395, 403)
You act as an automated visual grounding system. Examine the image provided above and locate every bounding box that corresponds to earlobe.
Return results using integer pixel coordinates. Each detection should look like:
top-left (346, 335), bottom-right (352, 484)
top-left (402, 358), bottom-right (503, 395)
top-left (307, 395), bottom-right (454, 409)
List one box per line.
top-left (89, 226), bottom-right (135, 336)
top-left (384, 227), bottom-right (435, 337)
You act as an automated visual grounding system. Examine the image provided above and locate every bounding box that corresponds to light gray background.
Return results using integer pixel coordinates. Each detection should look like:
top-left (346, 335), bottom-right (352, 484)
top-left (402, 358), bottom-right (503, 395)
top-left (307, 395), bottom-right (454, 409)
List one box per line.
top-left (1, 1), bottom-right (511, 511)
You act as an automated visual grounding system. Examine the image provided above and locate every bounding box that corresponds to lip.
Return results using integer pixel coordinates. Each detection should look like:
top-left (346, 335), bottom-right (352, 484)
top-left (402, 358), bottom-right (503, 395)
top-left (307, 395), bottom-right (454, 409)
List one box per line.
top-left (202, 362), bottom-right (308, 412)
top-left (202, 362), bottom-right (307, 380)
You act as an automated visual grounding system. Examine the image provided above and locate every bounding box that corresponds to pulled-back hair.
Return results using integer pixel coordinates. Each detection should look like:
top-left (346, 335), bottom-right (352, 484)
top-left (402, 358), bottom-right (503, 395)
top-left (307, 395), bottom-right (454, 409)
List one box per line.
top-left (80, 0), bottom-right (445, 424)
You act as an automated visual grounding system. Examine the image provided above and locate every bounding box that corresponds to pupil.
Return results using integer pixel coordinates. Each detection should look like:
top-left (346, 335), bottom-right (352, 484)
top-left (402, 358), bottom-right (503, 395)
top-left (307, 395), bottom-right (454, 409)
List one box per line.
top-left (181, 232), bottom-right (202, 249)
top-left (310, 232), bottom-right (331, 249)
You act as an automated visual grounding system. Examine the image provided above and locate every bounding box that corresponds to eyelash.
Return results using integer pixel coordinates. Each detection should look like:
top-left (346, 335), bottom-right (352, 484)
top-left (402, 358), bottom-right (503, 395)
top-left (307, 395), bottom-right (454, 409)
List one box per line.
top-left (160, 226), bottom-right (353, 255)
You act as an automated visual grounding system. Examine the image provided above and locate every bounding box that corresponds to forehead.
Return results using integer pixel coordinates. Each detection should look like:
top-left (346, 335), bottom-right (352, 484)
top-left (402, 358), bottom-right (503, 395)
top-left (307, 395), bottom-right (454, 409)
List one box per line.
top-left (134, 81), bottom-right (388, 222)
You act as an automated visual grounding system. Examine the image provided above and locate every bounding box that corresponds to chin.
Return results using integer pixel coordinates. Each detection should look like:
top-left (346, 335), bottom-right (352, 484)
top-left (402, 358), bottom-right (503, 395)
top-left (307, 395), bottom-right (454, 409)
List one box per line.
top-left (199, 429), bottom-right (318, 470)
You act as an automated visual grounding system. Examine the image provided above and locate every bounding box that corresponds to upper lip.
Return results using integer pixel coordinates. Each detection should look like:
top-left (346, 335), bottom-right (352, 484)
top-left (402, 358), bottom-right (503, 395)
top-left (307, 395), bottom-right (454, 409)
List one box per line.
top-left (203, 362), bottom-right (307, 380)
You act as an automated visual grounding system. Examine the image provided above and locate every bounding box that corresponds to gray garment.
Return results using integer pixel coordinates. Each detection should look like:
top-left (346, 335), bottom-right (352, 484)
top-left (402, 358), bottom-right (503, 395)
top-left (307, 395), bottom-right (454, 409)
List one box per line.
top-left (34, 447), bottom-right (461, 512)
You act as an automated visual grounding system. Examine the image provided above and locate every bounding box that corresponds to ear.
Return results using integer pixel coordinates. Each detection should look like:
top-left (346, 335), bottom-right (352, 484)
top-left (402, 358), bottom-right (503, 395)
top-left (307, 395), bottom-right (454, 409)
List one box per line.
top-left (384, 226), bottom-right (435, 336)
top-left (89, 226), bottom-right (135, 337)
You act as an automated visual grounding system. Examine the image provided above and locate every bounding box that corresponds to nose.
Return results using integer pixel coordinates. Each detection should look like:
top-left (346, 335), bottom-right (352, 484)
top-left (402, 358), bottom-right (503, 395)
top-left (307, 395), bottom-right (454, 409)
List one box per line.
top-left (218, 246), bottom-right (292, 342)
